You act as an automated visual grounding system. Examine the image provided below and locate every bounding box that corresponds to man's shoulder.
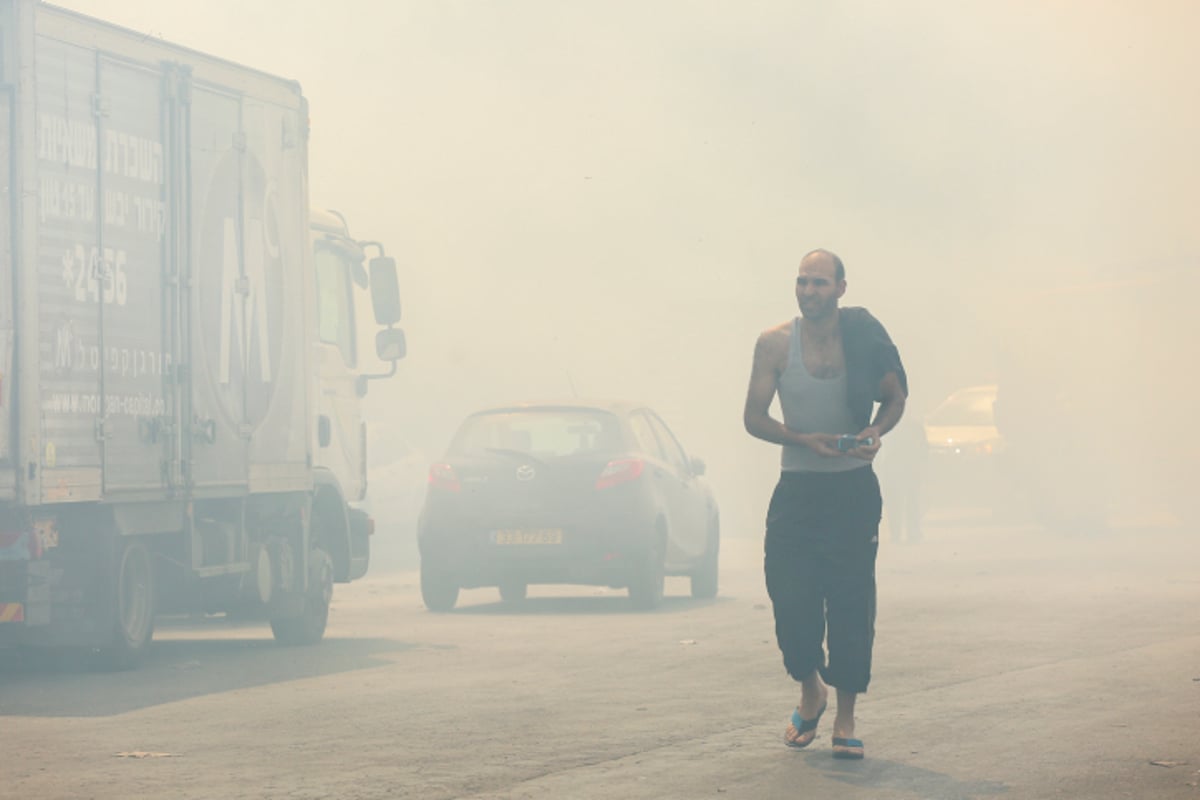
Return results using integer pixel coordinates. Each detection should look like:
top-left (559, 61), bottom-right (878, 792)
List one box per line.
top-left (754, 319), bottom-right (794, 360)
top-left (763, 318), bottom-right (795, 336)
top-left (757, 319), bottom-right (794, 345)
top-left (840, 306), bottom-right (891, 339)
top-left (839, 306), bottom-right (880, 327)
top-left (839, 305), bottom-right (907, 391)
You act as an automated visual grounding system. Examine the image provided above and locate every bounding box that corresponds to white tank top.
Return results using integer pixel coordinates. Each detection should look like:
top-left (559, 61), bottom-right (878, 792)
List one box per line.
top-left (778, 317), bottom-right (864, 473)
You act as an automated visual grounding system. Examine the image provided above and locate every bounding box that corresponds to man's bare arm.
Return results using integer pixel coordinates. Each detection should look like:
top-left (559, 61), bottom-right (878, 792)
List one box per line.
top-left (848, 371), bottom-right (907, 460)
top-left (870, 371), bottom-right (907, 435)
top-left (743, 329), bottom-right (840, 455)
top-left (743, 331), bottom-right (792, 445)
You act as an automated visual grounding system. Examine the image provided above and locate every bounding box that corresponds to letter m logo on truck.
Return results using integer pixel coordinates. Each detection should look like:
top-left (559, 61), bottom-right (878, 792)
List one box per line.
top-left (220, 215), bottom-right (274, 386)
top-left (199, 149), bottom-right (288, 429)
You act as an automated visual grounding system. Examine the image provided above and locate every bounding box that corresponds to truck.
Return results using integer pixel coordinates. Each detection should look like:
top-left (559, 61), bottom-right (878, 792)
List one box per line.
top-left (0, 0), bottom-right (406, 667)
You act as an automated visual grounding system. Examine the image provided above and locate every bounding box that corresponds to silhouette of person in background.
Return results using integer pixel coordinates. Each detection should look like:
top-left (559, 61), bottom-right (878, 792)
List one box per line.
top-left (876, 402), bottom-right (927, 543)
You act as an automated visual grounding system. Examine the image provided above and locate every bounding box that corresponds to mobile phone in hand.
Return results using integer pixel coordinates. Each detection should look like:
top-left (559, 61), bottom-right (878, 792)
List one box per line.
top-left (836, 435), bottom-right (875, 452)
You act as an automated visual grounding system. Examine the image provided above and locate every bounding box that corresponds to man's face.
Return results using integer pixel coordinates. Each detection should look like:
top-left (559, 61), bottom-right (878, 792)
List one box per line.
top-left (794, 257), bottom-right (846, 320)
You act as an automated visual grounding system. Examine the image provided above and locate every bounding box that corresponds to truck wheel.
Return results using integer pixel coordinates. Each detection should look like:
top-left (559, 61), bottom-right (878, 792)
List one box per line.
top-left (94, 538), bottom-right (156, 671)
top-left (690, 523), bottom-right (720, 600)
top-left (628, 538), bottom-right (665, 611)
top-left (420, 560), bottom-right (459, 612)
top-left (270, 548), bottom-right (333, 646)
top-left (498, 580), bottom-right (527, 604)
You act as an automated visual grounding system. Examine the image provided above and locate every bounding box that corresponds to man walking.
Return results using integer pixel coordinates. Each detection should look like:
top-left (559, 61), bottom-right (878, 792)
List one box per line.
top-left (743, 249), bottom-right (907, 759)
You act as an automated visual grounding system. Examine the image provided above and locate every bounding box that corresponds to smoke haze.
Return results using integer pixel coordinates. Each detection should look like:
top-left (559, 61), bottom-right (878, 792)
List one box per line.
top-left (56, 0), bottom-right (1200, 542)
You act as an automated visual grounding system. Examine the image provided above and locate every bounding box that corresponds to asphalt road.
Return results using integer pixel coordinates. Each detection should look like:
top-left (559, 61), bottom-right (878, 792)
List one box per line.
top-left (3, 514), bottom-right (1199, 800)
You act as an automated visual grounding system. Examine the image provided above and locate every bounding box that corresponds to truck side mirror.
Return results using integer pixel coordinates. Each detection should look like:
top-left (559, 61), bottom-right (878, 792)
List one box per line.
top-left (376, 328), bottom-right (406, 362)
top-left (369, 257), bottom-right (402, 326)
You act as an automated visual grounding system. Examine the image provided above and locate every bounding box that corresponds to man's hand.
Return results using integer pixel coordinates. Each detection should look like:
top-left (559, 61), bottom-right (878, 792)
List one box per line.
top-left (848, 427), bottom-right (883, 461)
top-left (803, 433), bottom-right (844, 458)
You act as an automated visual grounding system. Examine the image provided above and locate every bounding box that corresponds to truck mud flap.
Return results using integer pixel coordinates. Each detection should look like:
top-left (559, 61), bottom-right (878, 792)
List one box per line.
top-left (347, 508), bottom-right (371, 581)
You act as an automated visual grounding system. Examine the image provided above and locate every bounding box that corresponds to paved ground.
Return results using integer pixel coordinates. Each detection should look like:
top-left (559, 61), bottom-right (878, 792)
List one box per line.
top-left (3, 514), bottom-right (1199, 799)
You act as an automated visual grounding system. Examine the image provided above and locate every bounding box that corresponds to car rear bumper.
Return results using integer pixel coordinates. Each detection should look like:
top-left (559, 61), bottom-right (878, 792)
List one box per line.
top-left (418, 513), bottom-right (655, 589)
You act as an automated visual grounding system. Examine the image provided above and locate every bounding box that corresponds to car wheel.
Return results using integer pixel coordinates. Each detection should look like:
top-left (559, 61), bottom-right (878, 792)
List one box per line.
top-left (421, 560), bottom-right (460, 612)
top-left (628, 538), bottom-right (665, 611)
top-left (498, 580), bottom-right (527, 604)
top-left (690, 522), bottom-right (719, 600)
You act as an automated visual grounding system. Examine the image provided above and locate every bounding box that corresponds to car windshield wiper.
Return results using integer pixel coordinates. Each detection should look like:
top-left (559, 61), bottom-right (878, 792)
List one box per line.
top-left (482, 447), bottom-right (549, 468)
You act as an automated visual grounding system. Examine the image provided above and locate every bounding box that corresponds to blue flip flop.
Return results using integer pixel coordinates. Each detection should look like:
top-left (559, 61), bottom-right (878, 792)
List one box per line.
top-left (831, 736), bottom-right (864, 759)
top-left (784, 702), bottom-right (827, 748)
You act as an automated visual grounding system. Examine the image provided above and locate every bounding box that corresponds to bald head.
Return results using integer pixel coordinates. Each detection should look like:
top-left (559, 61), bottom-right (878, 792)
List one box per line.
top-left (801, 249), bottom-right (845, 282)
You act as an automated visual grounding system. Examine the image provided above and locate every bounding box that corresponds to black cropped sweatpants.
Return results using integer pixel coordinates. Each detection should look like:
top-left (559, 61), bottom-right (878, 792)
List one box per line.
top-left (764, 466), bottom-right (882, 694)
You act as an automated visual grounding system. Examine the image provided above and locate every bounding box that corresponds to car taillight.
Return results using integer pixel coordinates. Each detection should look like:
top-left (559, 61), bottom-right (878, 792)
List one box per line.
top-left (428, 463), bottom-right (461, 492)
top-left (596, 458), bottom-right (645, 490)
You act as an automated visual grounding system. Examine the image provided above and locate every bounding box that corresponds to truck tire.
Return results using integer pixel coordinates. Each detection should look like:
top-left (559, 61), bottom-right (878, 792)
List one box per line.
top-left (420, 560), bottom-right (459, 612)
top-left (628, 537), bottom-right (666, 611)
top-left (270, 547), bottom-right (333, 646)
top-left (690, 522), bottom-right (720, 600)
top-left (93, 538), bottom-right (156, 671)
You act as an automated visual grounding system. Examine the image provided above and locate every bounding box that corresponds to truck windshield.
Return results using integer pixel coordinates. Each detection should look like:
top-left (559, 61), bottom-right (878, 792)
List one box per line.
top-left (314, 244), bottom-right (356, 367)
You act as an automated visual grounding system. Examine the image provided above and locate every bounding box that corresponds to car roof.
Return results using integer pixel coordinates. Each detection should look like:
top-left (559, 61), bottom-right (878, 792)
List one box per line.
top-left (955, 385), bottom-right (998, 396)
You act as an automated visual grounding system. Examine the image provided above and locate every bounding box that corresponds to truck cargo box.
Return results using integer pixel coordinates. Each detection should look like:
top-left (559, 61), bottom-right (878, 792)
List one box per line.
top-left (0, 0), bottom-right (313, 506)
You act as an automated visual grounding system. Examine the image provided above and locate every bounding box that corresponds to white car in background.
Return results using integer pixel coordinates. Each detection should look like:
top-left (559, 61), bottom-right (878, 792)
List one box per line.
top-left (924, 385), bottom-right (1004, 509)
top-left (925, 385), bottom-right (1003, 457)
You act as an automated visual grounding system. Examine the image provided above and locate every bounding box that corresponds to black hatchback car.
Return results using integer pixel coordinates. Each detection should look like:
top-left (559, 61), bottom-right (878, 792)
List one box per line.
top-left (417, 402), bottom-right (719, 611)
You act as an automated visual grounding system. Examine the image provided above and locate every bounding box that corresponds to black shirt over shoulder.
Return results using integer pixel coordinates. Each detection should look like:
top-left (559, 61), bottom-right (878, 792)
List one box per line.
top-left (840, 307), bottom-right (907, 430)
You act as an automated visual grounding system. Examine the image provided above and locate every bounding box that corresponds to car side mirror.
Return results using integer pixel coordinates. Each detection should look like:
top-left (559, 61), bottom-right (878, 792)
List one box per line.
top-left (376, 328), bottom-right (407, 362)
top-left (369, 256), bottom-right (402, 326)
top-left (689, 457), bottom-right (706, 477)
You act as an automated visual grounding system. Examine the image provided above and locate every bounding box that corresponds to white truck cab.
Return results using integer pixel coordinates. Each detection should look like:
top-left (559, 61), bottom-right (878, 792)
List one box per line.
top-left (310, 210), bottom-right (404, 500)
top-left (309, 210), bottom-right (404, 580)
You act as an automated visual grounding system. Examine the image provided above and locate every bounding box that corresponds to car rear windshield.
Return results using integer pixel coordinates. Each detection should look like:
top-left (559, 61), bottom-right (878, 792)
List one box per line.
top-left (450, 409), bottom-right (622, 458)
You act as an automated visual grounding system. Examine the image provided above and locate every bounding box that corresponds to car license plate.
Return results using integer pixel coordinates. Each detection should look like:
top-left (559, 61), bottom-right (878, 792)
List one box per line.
top-left (491, 529), bottom-right (563, 545)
